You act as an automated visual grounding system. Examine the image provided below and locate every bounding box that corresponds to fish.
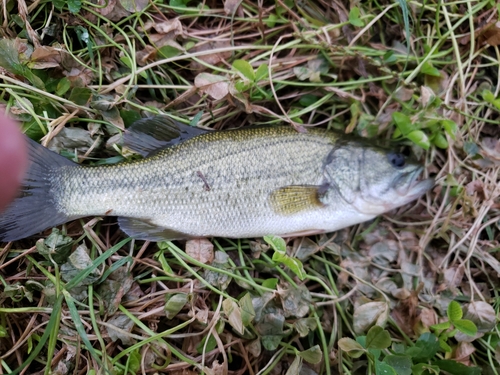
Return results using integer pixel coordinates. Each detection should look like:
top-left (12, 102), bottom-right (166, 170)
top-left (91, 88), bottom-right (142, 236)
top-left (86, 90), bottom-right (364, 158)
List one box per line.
top-left (0, 116), bottom-right (434, 242)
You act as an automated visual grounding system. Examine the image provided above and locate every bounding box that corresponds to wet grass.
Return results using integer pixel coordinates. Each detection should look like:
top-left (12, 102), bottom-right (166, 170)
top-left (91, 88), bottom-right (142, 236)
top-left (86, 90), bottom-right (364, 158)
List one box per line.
top-left (1, 0), bottom-right (500, 374)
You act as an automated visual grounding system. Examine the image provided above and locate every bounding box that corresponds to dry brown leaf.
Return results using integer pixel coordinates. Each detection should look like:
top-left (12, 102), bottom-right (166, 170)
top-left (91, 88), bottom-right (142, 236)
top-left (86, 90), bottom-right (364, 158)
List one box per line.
top-left (136, 45), bottom-right (157, 66)
top-left (479, 21), bottom-right (500, 46)
top-left (95, 0), bottom-right (130, 20)
top-left (443, 266), bottom-right (465, 290)
top-left (420, 85), bottom-right (435, 106)
top-left (106, 314), bottom-right (135, 345)
top-left (205, 360), bottom-right (225, 375)
top-left (480, 137), bottom-right (500, 165)
top-left (353, 301), bottom-right (389, 334)
top-left (224, 0), bottom-right (243, 16)
top-left (463, 301), bottom-right (496, 333)
top-left (153, 19), bottom-right (184, 36)
top-left (454, 342), bottom-right (475, 364)
top-left (65, 67), bottom-right (93, 87)
top-left (30, 45), bottom-right (65, 69)
top-left (149, 33), bottom-right (185, 50)
top-left (195, 308), bottom-right (209, 324)
top-left (185, 238), bottom-right (214, 264)
top-left (120, 0), bottom-right (148, 13)
top-left (140, 18), bottom-right (184, 36)
top-left (228, 83), bottom-right (254, 113)
top-left (195, 73), bottom-right (229, 100)
top-left (418, 307), bottom-right (437, 329)
top-left (394, 87), bottom-right (413, 102)
top-left (390, 288), bottom-right (420, 336)
top-left (391, 288), bottom-right (411, 300)
top-left (425, 69), bottom-right (450, 95)
top-left (465, 180), bottom-right (484, 197)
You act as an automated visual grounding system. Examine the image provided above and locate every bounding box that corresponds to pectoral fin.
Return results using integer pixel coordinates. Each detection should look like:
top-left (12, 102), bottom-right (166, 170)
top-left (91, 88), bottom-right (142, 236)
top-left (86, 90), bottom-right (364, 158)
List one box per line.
top-left (124, 116), bottom-right (207, 157)
top-left (269, 185), bottom-right (327, 215)
top-left (118, 217), bottom-right (191, 241)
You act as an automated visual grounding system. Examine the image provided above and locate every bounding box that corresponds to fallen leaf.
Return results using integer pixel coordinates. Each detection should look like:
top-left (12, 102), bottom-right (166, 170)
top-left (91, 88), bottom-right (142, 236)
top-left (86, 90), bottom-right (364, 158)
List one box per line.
top-left (278, 284), bottom-right (312, 318)
top-left (228, 82), bottom-right (254, 113)
top-left (294, 237), bottom-right (321, 260)
top-left (203, 251), bottom-right (231, 290)
top-left (106, 314), bottom-right (135, 345)
top-left (186, 238), bottom-right (214, 264)
top-left (368, 240), bottom-right (398, 267)
top-left (47, 127), bottom-right (101, 156)
top-left (246, 339), bottom-right (261, 358)
top-left (165, 293), bottom-right (189, 319)
top-left (294, 58), bottom-right (329, 83)
top-left (420, 85), bottom-right (435, 107)
top-left (390, 288), bottom-right (420, 336)
top-left (119, 0), bottom-right (148, 13)
top-left (454, 342), bottom-right (475, 364)
top-left (223, 298), bottom-right (244, 335)
top-left (29, 45), bottom-right (65, 69)
top-left (353, 301), bottom-right (389, 334)
top-left (36, 228), bottom-right (73, 264)
top-left (205, 360), bottom-right (225, 375)
top-left (195, 308), bottom-right (209, 324)
top-left (419, 307), bottom-right (437, 329)
top-left (64, 66), bottom-right (94, 87)
top-left (98, 267), bottom-right (134, 315)
top-left (339, 258), bottom-right (374, 296)
top-left (463, 301), bottom-right (496, 333)
top-left (153, 18), bottom-right (184, 36)
top-left (195, 73), bottom-right (229, 100)
top-left (480, 137), bottom-right (500, 165)
top-left (60, 244), bottom-right (100, 287)
top-left (443, 266), bottom-right (464, 290)
top-left (136, 45), bottom-right (157, 66)
top-left (478, 21), bottom-right (500, 46)
top-left (465, 180), bottom-right (484, 197)
top-left (95, 0), bottom-right (130, 20)
top-left (224, 0), bottom-right (243, 15)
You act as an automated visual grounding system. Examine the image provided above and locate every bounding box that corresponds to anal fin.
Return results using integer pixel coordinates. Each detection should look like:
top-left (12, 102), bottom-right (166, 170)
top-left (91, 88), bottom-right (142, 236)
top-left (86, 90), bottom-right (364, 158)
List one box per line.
top-left (118, 217), bottom-right (191, 241)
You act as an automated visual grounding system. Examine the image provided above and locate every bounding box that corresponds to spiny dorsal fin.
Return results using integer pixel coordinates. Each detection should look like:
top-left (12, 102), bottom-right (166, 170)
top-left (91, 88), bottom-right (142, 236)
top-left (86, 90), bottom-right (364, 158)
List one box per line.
top-left (118, 217), bottom-right (192, 241)
top-left (124, 116), bottom-right (207, 157)
top-left (269, 185), bottom-right (327, 216)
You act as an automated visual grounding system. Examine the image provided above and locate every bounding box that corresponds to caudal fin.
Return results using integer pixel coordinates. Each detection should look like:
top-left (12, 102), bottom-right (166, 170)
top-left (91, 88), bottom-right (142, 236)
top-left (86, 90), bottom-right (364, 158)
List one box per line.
top-left (0, 137), bottom-right (76, 242)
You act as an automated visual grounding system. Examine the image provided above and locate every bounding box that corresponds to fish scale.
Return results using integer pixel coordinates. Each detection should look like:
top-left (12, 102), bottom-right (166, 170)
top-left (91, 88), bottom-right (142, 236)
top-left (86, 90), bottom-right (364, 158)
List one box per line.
top-left (0, 119), bottom-right (434, 242)
top-left (54, 127), bottom-right (333, 238)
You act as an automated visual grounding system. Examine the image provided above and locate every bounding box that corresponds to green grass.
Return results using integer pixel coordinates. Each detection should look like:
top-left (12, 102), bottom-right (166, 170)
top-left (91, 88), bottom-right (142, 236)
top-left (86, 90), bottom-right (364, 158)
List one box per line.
top-left (1, 0), bottom-right (500, 374)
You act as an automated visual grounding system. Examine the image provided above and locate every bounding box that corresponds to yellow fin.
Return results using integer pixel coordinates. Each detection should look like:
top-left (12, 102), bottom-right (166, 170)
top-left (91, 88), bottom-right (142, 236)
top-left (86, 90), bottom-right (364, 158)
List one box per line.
top-left (269, 185), bottom-right (326, 215)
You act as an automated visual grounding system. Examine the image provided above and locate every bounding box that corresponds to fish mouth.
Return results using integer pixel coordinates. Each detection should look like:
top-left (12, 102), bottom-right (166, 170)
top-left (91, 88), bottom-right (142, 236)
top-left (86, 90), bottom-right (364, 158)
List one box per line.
top-left (395, 166), bottom-right (434, 199)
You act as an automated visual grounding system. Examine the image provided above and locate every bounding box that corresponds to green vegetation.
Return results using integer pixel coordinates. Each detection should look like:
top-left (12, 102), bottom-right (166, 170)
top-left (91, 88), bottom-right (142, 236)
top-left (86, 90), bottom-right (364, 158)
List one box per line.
top-left (1, 0), bottom-right (499, 374)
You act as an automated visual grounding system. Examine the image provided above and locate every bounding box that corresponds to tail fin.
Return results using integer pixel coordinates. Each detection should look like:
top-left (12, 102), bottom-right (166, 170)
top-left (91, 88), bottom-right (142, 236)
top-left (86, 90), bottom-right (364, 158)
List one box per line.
top-left (0, 137), bottom-right (76, 242)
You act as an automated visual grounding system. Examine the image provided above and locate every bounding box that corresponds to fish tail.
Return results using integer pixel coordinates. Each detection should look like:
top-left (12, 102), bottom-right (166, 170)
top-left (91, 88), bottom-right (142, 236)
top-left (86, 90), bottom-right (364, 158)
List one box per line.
top-left (0, 137), bottom-right (76, 242)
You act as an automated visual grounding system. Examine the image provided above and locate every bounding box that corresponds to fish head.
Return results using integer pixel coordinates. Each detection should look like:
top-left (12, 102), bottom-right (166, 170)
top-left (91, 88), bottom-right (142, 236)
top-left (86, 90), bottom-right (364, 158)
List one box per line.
top-left (323, 142), bottom-right (434, 215)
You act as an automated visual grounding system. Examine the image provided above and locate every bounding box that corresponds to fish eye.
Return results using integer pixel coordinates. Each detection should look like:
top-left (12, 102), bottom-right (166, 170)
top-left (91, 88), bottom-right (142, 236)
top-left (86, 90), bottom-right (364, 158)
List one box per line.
top-left (388, 152), bottom-right (406, 168)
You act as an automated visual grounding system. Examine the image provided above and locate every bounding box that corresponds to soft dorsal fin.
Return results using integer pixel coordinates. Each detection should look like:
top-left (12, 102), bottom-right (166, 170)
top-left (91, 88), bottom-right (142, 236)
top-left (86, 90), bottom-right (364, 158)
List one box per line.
top-left (269, 185), bottom-right (328, 216)
top-left (118, 217), bottom-right (192, 241)
top-left (123, 116), bottom-right (207, 157)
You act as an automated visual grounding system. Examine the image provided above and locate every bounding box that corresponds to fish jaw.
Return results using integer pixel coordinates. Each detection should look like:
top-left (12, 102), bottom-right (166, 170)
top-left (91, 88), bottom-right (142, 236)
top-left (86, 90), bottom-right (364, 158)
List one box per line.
top-left (396, 176), bottom-right (435, 203)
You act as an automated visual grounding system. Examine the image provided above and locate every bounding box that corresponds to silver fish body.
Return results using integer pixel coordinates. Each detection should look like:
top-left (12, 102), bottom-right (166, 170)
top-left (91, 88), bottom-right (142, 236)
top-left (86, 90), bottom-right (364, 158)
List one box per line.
top-left (0, 120), bottom-right (434, 241)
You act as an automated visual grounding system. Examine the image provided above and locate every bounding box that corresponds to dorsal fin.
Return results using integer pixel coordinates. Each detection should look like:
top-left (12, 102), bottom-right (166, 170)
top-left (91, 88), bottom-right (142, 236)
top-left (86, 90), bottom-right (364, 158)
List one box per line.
top-left (123, 116), bottom-right (207, 157)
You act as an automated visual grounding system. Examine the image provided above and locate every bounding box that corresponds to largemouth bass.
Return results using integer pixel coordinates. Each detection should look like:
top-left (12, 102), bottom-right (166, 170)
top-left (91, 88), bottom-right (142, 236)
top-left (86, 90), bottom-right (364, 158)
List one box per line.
top-left (0, 117), bottom-right (434, 242)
